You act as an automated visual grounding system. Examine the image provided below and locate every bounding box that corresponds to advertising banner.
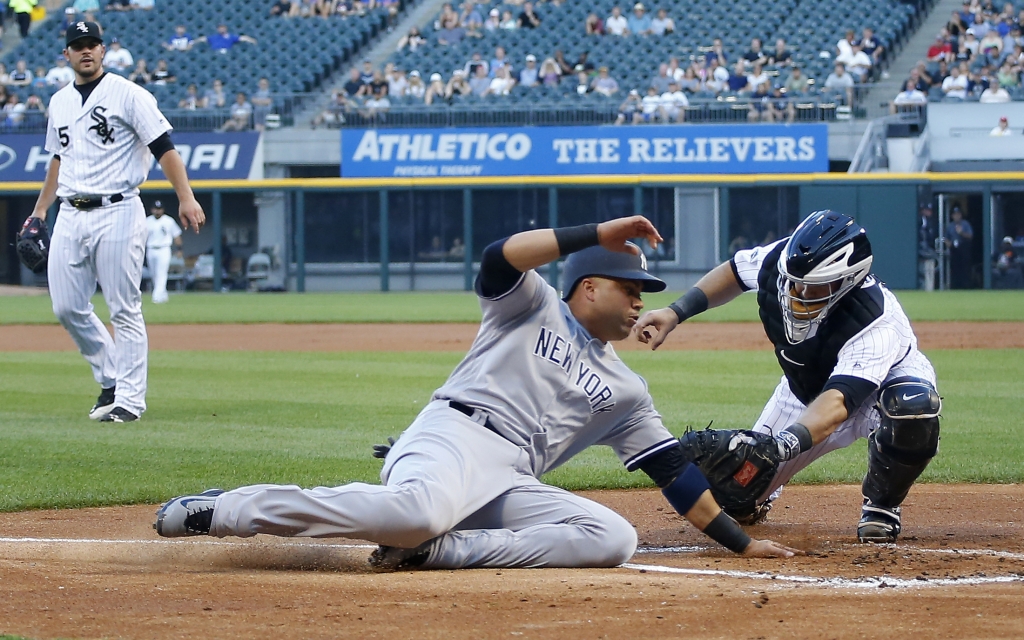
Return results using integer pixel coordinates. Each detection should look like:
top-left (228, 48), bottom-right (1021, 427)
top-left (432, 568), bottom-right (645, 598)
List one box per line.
top-left (341, 124), bottom-right (828, 177)
top-left (0, 131), bottom-right (262, 182)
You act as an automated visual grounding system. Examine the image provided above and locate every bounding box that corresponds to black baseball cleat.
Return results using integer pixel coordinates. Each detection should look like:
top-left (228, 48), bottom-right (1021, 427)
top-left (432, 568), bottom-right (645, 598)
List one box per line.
top-left (154, 489), bottom-right (225, 537)
top-left (368, 541), bottom-right (435, 571)
top-left (88, 386), bottom-right (116, 420)
top-left (99, 407), bottom-right (139, 423)
top-left (858, 500), bottom-right (902, 543)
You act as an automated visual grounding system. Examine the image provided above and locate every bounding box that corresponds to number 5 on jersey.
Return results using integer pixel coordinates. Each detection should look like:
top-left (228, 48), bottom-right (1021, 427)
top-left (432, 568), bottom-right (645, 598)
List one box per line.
top-left (58, 126), bottom-right (70, 147)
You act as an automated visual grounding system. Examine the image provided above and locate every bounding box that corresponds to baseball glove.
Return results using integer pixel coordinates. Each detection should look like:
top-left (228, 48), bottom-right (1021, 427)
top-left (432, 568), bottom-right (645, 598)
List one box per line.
top-left (678, 426), bottom-right (781, 523)
top-left (17, 217), bottom-right (50, 274)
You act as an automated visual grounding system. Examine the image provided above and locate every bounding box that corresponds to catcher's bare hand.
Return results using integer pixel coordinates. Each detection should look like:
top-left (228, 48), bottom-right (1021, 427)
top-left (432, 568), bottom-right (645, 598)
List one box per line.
top-left (372, 436), bottom-right (397, 459)
top-left (178, 196), bottom-right (206, 233)
top-left (632, 307), bottom-right (679, 350)
top-left (742, 539), bottom-right (804, 558)
top-left (597, 216), bottom-right (663, 254)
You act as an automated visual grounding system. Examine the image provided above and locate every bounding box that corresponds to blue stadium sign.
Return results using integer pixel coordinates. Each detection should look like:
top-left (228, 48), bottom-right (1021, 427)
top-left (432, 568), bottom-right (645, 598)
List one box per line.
top-left (0, 132), bottom-right (262, 182)
top-left (341, 124), bottom-right (828, 177)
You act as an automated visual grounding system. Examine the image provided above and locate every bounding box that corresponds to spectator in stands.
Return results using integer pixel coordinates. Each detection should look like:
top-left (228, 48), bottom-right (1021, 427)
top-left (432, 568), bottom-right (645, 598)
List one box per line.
top-left (858, 28), bottom-right (884, 65)
top-left (650, 63), bottom-right (672, 94)
top-left (499, 10), bottom-right (518, 30)
top-left (397, 27), bottom-right (426, 52)
top-left (518, 54), bottom-right (540, 87)
top-left (369, 70), bottom-right (387, 96)
top-left (9, 60), bottom-right (32, 87)
top-left (344, 68), bottom-right (365, 97)
top-left (891, 79), bottom-right (927, 113)
top-left (705, 58), bottom-right (728, 93)
top-left (583, 12), bottom-right (604, 35)
top-left (591, 66), bottom-right (619, 96)
top-left (846, 43), bottom-right (874, 82)
top-left (196, 24), bottom-right (258, 53)
top-left (660, 80), bottom-right (688, 122)
top-left (748, 82), bottom-right (773, 122)
top-left (614, 89), bottom-right (642, 124)
top-left (464, 52), bottom-right (489, 77)
top-left (991, 236), bottom-right (1023, 289)
top-left (434, 2), bottom-right (456, 29)
top-left (945, 205), bottom-right (973, 289)
top-left (388, 67), bottom-right (409, 97)
top-left (770, 38), bottom-right (792, 66)
top-left (361, 86), bottom-right (390, 122)
top-left (553, 50), bottom-right (574, 75)
top-left (651, 9), bottom-right (674, 35)
top-left (179, 84), bottom-right (201, 109)
top-left (311, 91), bottom-right (354, 128)
top-left (947, 11), bottom-right (967, 44)
top-left (980, 76), bottom-right (1010, 101)
top-left (461, 2), bottom-right (484, 37)
top-left (102, 41), bottom-right (135, 75)
top-left (424, 73), bottom-right (446, 105)
top-left (485, 8), bottom-right (500, 32)
top-left (627, 3), bottom-right (652, 36)
top-left (707, 38), bottom-right (728, 66)
top-left (130, 0), bottom-right (155, 9)
top-left (917, 204), bottom-right (938, 291)
top-left (666, 57), bottom-right (685, 81)
top-left (963, 29), bottom-right (980, 57)
top-left (575, 69), bottom-right (591, 94)
top-left (59, 7), bottom-right (79, 37)
top-left (942, 65), bottom-right (969, 98)
top-left (519, 2), bottom-right (541, 29)
top-left (2, 94), bottom-right (25, 130)
top-left (203, 79), bottom-right (227, 109)
top-left (743, 38), bottom-right (767, 66)
top-left (573, 51), bottom-right (596, 74)
top-left (73, 0), bottom-right (101, 12)
top-left (251, 78), bottom-right (273, 131)
top-left (824, 62), bottom-right (855, 105)
top-left (928, 33), bottom-right (956, 63)
top-left (771, 86), bottom-right (795, 122)
top-left (996, 61), bottom-right (1018, 87)
top-left (220, 92), bottom-right (253, 131)
top-left (437, 15), bottom-right (466, 45)
top-left (270, 0), bottom-right (298, 17)
top-left (639, 85), bottom-right (661, 122)
top-left (0, 65), bottom-right (9, 87)
top-left (727, 60), bottom-right (750, 92)
top-left (836, 29), bottom-right (856, 62)
top-left (970, 13), bottom-right (990, 39)
top-left (966, 68), bottom-right (989, 96)
top-left (487, 66), bottom-right (516, 96)
top-left (107, 0), bottom-right (129, 8)
top-left (469, 65), bottom-right (491, 96)
top-left (908, 64), bottom-right (931, 91)
top-left (406, 70), bottom-right (425, 100)
top-left (746, 62), bottom-right (769, 91)
top-left (606, 6), bottom-right (628, 36)
top-left (678, 66), bottom-right (702, 93)
top-left (30, 67), bottom-right (48, 92)
top-left (490, 47), bottom-right (510, 77)
top-left (359, 60), bottom-right (375, 85)
top-left (980, 28), bottom-right (1004, 57)
top-left (164, 25), bottom-right (195, 52)
top-left (152, 59), bottom-right (175, 85)
top-left (540, 58), bottom-right (561, 86)
top-left (45, 57), bottom-right (75, 89)
top-left (23, 94), bottom-right (46, 125)
top-left (128, 60), bottom-right (152, 86)
top-left (990, 115), bottom-right (1012, 135)
top-left (446, 70), bottom-right (472, 100)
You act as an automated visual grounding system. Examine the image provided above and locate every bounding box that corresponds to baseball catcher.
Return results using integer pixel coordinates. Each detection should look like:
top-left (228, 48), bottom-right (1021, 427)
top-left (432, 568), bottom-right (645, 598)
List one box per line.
top-left (636, 210), bottom-right (941, 542)
top-left (17, 216), bottom-right (50, 274)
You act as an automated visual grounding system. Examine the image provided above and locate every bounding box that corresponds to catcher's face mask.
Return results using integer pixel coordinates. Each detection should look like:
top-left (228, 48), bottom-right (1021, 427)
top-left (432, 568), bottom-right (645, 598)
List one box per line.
top-left (777, 244), bottom-right (871, 344)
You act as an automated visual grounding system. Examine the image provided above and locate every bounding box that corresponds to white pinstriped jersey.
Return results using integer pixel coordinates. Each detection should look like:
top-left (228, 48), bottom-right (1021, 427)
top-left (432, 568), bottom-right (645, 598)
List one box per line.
top-left (145, 214), bottom-right (181, 249)
top-left (732, 240), bottom-right (920, 387)
top-left (45, 73), bottom-right (172, 197)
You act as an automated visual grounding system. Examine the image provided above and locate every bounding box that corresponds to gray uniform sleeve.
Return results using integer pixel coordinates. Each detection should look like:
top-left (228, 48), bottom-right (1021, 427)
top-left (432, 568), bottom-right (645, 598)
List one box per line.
top-left (598, 390), bottom-right (678, 470)
top-left (479, 269), bottom-right (552, 327)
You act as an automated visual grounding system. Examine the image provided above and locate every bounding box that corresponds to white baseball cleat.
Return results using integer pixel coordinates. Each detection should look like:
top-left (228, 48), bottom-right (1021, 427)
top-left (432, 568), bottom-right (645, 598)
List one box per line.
top-left (88, 386), bottom-right (116, 420)
top-left (154, 489), bottom-right (224, 537)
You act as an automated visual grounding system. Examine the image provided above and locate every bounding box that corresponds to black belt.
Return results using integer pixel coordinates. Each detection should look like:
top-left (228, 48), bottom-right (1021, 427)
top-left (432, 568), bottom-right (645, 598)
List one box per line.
top-left (62, 194), bottom-right (125, 210)
top-left (448, 400), bottom-right (501, 436)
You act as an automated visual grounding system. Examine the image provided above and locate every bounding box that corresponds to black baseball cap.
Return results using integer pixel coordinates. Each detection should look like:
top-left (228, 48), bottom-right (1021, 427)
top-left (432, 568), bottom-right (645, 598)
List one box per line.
top-left (66, 21), bottom-right (103, 47)
top-left (561, 243), bottom-right (666, 301)
top-left (153, 200), bottom-right (164, 209)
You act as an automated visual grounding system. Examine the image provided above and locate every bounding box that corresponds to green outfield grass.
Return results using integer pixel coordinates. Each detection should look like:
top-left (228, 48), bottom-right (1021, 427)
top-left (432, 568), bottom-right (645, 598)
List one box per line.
top-left (1, 289), bottom-right (1023, 325)
top-left (0, 349), bottom-right (1019, 512)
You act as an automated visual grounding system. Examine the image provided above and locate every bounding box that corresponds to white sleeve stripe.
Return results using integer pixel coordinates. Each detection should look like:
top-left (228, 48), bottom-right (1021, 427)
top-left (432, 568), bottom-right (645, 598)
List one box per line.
top-left (480, 271), bottom-right (527, 301)
top-left (624, 437), bottom-right (679, 470)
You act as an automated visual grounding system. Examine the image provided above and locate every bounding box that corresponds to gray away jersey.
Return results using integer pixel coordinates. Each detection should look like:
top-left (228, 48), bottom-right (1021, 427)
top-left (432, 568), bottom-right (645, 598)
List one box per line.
top-left (433, 270), bottom-right (677, 478)
top-left (46, 73), bottom-right (172, 197)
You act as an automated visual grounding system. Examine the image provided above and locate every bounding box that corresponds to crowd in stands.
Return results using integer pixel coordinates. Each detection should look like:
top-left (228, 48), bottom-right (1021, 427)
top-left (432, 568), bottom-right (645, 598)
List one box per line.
top-left (891, 0), bottom-right (1024, 112)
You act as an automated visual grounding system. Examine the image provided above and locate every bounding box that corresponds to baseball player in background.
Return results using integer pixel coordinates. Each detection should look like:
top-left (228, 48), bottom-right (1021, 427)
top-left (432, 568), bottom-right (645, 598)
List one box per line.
top-left (27, 22), bottom-right (205, 423)
top-left (635, 211), bottom-right (941, 543)
top-left (145, 200), bottom-right (183, 304)
top-left (155, 216), bottom-right (800, 568)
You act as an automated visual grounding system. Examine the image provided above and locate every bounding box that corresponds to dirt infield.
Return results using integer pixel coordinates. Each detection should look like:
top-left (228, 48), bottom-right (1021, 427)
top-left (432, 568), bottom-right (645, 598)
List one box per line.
top-left (1, 320), bottom-right (1021, 352)
top-left (0, 485), bottom-right (1022, 640)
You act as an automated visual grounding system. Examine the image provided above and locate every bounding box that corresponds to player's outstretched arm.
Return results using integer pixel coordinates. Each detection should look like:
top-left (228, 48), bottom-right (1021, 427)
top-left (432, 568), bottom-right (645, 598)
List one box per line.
top-left (502, 215), bottom-right (662, 273)
top-left (158, 150), bottom-right (206, 233)
top-left (633, 260), bottom-right (744, 350)
top-left (30, 157), bottom-right (61, 221)
top-left (681, 489), bottom-right (802, 558)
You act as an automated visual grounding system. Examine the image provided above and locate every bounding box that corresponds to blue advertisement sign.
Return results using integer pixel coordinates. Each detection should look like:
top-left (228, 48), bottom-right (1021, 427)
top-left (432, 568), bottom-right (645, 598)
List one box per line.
top-left (0, 131), bottom-right (261, 182)
top-left (341, 124), bottom-right (828, 177)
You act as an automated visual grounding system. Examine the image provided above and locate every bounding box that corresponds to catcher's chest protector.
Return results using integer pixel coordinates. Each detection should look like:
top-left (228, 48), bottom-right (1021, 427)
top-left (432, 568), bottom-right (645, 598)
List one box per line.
top-left (756, 243), bottom-right (885, 405)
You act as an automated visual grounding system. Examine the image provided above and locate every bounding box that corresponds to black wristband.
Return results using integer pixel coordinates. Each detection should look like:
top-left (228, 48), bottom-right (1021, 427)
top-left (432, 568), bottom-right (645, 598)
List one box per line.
top-left (784, 423), bottom-right (813, 452)
top-left (668, 287), bottom-right (709, 323)
top-left (553, 224), bottom-right (600, 257)
top-left (702, 511), bottom-right (752, 554)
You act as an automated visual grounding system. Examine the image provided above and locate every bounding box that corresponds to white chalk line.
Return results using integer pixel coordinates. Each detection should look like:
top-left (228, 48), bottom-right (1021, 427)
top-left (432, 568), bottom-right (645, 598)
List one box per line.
top-left (634, 544), bottom-right (1024, 561)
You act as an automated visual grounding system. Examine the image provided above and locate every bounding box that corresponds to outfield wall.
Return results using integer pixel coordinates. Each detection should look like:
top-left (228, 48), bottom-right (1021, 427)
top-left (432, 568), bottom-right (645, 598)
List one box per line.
top-left (2, 173), bottom-right (1022, 291)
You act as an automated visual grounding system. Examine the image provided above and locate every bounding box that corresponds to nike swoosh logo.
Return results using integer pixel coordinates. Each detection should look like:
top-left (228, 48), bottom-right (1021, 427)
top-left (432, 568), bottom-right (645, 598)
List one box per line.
top-left (779, 350), bottom-right (804, 366)
top-left (902, 393), bottom-right (924, 401)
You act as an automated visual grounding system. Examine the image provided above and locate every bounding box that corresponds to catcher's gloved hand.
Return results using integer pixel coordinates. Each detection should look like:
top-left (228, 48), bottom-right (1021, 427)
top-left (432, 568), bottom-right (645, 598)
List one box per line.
top-left (372, 436), bottom-right (397, 459)
top-left (678, 426), bottom-right (781, 523)
top-left (17, 216), bottom-right (50, 274)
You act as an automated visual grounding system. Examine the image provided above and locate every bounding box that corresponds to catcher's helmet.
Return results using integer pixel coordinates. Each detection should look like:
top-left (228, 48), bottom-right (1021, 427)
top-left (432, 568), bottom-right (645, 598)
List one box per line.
top-left (777, 210), bottom-right (872, 343)
top-left (561, 243), bottom-right (666, 301)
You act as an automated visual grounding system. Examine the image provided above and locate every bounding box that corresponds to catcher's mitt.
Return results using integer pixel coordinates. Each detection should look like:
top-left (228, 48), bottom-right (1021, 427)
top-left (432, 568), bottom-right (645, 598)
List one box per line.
top-left (678, 426), bottom-right (781, 523)
top-left (17, 216), bottom-right (50, 274)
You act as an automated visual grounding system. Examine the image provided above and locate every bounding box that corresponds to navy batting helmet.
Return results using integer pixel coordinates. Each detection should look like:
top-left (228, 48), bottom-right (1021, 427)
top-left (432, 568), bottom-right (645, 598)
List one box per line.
top-left (561, 243), bottom-right (666, 301)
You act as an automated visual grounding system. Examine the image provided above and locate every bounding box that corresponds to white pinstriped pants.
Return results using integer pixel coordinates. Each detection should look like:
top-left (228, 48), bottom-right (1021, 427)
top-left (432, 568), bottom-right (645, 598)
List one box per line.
top-left (48, 198), bottom-right (148, 416)
top-left (752, 350), bottom-right (937, 501)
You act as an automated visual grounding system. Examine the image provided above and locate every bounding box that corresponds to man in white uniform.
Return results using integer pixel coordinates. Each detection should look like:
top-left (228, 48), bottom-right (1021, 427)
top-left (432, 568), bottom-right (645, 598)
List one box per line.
top-left (635, 211), bottom-right (941, 543)
top-left (154, 216), bottom-right (799, 568)
top-left (145, 200), bottom-right (182, 303)
top-left (26, 22), bottom-right (205, 423)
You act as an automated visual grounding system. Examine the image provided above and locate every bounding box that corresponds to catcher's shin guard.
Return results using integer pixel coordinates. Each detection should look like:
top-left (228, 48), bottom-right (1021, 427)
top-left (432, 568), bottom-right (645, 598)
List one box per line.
top-left (859, 378), bottom-right (940, 542)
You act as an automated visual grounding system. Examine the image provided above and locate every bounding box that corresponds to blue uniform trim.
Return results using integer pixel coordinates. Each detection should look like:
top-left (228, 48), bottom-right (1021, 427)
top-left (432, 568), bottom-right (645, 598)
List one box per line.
top-left (661, 463), bottom-right (710, 515)
top-left (476, 238), bottom-right (525, 299)
top-left (624, 437), bottom-right (679, 472)
top-left (822, 374), bottom-right (878, 415)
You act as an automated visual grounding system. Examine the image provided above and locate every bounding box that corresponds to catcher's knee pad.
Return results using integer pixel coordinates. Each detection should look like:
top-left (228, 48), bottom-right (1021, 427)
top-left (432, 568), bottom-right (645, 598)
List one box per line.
top-left (875, 377), bottom-right (941, 463)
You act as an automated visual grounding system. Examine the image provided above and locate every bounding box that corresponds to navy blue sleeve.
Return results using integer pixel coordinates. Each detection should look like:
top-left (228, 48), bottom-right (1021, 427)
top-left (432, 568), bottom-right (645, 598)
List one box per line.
top-left (823, 374), bottom-right (879, 415)
top-left (475, 238), bottom-right (524, 298)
